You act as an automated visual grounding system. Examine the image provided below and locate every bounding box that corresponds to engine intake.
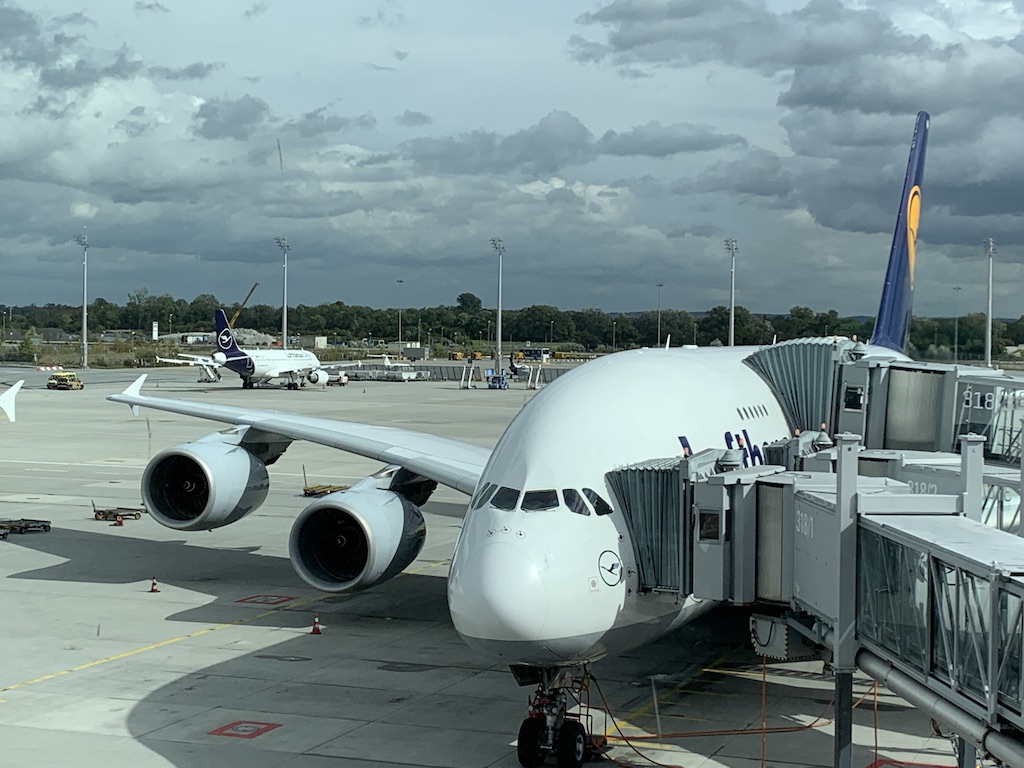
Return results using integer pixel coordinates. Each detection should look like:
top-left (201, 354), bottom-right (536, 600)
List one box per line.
top-left (289, 486), bottom-right (425, 592)
top-left (306, 369), bottom-right (328, 385)
top-left (142, 439), bottom-right (269, 530)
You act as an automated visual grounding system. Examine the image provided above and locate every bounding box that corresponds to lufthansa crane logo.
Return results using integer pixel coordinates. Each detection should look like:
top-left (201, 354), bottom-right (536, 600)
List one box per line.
top-left (217, 329), bottom-right (234, 350)
top-left (906, 184), bottom-right (921, 289)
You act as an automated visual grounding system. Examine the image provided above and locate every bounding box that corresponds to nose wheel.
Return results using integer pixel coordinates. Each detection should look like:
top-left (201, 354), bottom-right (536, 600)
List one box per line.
top-left (514, 667), bottom-right (603, 768)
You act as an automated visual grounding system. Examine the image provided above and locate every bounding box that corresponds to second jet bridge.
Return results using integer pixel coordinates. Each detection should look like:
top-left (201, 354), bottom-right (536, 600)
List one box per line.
top-left (744, 338), bottom-right (1024, 466)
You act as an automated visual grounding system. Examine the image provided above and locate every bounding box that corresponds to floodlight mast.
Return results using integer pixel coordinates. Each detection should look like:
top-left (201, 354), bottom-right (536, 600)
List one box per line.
top-left (724, 238), bottom-right (739, 346)
top-left (984, 238), bottom-right (996, 368)
top-left (396, 278), bottom-right (404, 346)
top-left (490, 237), bottom-right (505, 369)
top-left (73, 228), bottom-right (89, 368)
top-left (274, 236), bottom-right (289, 350)
top-left (656, 283), bottom-right (664, 345)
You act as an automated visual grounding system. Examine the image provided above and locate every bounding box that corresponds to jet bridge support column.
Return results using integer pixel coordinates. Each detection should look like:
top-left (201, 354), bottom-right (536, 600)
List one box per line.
top-left (960, 433), bottom-right (986, 521)
top-left (834, 433), bottom-right (860, 768)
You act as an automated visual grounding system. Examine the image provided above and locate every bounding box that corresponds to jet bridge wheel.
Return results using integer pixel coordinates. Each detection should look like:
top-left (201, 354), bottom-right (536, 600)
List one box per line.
top-left (517, 717), bottom-right (548, 768)
top-left (555, 720), bottom-right (587, 768)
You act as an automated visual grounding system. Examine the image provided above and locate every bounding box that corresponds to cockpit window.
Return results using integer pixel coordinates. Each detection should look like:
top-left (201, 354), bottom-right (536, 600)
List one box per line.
top-left (583, 488), bottom-right (613, 516)
top-left (521, 490), bottom-right (559, 511)
top-left (562, 489), bottom-right (590, 516)
top-left (490, 486), bottom-right (520, 511)
top-left (471, 482), bottom-right (496, 510)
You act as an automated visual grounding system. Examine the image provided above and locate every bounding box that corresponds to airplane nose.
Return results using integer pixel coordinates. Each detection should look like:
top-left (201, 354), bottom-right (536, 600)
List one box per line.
top-left (449, 542), bottom-right (548, 642)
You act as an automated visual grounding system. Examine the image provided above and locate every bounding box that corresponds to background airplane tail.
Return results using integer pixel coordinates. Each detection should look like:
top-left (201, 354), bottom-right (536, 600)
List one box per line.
top-left (214, 309), bottom-right (244, 357)
top-left (869, 111), bottom-right (930, 352)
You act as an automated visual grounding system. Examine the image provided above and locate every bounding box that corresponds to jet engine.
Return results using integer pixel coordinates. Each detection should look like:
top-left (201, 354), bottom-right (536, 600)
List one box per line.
top-left (306, 369), bottom-right (329, 385)
top-left (142, 439), bottom-right (270, 531)
top-left (289, 482), bottom-right (426, 593)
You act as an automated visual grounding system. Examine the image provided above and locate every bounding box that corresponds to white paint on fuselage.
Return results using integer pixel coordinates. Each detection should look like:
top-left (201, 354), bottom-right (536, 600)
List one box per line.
top-left (448, 346), bottom-right (791, 667)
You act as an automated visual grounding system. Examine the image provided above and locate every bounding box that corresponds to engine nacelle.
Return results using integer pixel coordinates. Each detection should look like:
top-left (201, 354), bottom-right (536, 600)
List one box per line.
top-left (289, 485), bottom-right (426, 593)
top-left (142, 439), bottom-right (269, 531)
top-left (306, 369), bottom-right (329, 385)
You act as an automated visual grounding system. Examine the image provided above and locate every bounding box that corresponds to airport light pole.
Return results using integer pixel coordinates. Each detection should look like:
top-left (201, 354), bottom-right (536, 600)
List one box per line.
top-left (168, 314), bottom-right (173, 336)
top-left (274, 236), bottom-right (289, 350)
top-left (549, 320), bottom-right (553, 345)
top-left (612, 320), bottom-right (616, 353)
top-left (490, 237), bottom-right (504, 369)
top-left (724, 238), bottom-right (739, 346)
top-left (984, 238), bottom-right (995, 368)
top-left (953, 285), bottom-right (962, 363)
top-left (73, 228), bottom-right (89, 368)
top-left (396, 279), bottom-right (404, 347)
top-left (656, 283), bottom-right (664, 346)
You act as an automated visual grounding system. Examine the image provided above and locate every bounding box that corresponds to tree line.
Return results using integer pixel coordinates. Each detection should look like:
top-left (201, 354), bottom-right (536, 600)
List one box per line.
top-left (2, 289), bottom-right (1022, 359)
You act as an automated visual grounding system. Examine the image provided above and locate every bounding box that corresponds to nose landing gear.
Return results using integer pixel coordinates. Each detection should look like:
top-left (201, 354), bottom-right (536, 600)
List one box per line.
top-left (514, 666), bottom-right (605, 768)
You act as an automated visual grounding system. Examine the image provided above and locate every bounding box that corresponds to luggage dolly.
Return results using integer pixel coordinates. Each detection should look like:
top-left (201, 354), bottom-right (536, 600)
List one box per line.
top-left (0, 519), bottom-right (52, 538)
top-left (92, 501), bottom-right (145, 523)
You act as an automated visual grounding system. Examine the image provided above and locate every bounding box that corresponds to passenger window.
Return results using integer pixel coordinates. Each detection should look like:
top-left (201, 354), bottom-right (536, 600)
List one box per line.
top-left (583, 488), bottom-right (613, 516)
top-left (522, 490), bottom-right (559, 511)
top-left (472, 482), bottom-right (496, 510)
top-left (490, 486), bottom-right (520, 511)
top-left (562, 489), bottom-right (590, 516)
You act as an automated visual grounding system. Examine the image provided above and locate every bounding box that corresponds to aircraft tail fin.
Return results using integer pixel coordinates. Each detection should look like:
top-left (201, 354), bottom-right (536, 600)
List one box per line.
top-left (869, 110), bottom-right (929, 352)
top-left (0, 380), bottom-right (24, 422)
top-left (214, 309), bottom-right (245, 357)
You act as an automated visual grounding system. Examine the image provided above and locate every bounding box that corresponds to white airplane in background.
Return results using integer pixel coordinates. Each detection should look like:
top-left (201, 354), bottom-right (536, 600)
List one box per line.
top-left (109, 114), bottom-right (929, 768)
top-left (0, 380), bottom-right (24, 422)
top-left (161, 309), bottom-right (351, 390)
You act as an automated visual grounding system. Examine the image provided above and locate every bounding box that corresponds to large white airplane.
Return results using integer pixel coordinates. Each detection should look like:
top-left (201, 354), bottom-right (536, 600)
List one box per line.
top-left (161, 309), bottom-right (347, 390)
top-left (0, 380), bottom-right (24, 422)
top-left (109, 113), bottom-right (929, 768)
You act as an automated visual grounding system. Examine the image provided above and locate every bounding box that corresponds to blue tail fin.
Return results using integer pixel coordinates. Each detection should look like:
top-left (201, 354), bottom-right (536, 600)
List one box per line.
top-left (869, 111), bottom-right (929, 352)
top-left (214, 309), bottom-right (244, 356)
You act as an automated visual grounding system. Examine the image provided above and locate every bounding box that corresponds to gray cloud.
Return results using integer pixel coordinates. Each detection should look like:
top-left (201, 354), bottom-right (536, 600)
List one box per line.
top-left (193, 94), bottom-right (272, 140)
top-left (597, 121), bottom-right (746, 157)
top-left (694, 149), bottom-right (795, 199)
top-left (134, 1), bottom-right (169, 13)
top-left (395, 110), bottom-right (432, 127)
top-left (39, 46), bottom-right (143, 90)
top-left (285, 107), bottom-right (377, 137)
top-left (242, 2), bottom-right (269, 20)
top-left (357, 2), bottom-right (407, 28)
top-left (150, 61), bottom-right (222, 80)
top-left (402, 111), bottom-right (594, 176)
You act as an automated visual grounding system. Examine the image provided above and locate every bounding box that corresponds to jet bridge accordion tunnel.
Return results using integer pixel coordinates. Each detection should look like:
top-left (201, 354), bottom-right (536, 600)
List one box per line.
top-left (744, 337), bottom-right (1024, 466)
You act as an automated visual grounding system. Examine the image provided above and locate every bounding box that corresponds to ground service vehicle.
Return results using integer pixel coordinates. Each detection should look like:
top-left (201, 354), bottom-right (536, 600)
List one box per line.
top-left (47, 372), bottom-right (84, 390)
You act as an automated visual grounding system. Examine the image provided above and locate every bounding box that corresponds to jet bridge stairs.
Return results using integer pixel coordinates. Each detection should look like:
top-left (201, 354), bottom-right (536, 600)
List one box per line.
top-left (605, 340), bottom-right (1024, 767)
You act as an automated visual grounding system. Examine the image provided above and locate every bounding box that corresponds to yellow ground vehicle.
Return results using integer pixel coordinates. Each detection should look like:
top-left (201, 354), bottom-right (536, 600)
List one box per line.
top-left (46, 372), bottom-right (84, 390)
top-left (448, 351), bottom-right (464, 361)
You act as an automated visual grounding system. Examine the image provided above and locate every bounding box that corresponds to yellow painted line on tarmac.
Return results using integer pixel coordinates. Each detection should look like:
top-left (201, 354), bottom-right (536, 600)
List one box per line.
top-left (0, 592), bottom-right (328, 697)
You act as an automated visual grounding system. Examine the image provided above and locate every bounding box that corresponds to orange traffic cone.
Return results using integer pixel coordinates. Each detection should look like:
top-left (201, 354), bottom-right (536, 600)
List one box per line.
top-left (149, 577), bottom-right (160, 593)
top-left (310, 612), bottom-right (322, 635)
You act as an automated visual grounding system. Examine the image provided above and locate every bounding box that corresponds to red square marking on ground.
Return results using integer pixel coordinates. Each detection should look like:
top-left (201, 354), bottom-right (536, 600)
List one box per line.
top-left (236, 594), bottom-right (296, 605)
top-left (209, 720), bottom-right (282, 739)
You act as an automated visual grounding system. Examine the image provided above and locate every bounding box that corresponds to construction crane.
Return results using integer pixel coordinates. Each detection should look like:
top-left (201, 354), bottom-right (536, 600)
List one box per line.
top-left (229, 282), bottom-right (259, 328)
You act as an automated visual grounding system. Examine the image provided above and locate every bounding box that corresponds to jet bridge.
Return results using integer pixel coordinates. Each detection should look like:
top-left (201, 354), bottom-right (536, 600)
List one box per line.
top-left (607, 434), bottom-right (1024, 767)
top-left (744, 338), bottom-right (1024, 466)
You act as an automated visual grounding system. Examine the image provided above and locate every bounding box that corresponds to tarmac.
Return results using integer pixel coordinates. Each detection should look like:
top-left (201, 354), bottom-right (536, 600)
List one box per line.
top-left (0, 365), bottom-right (963, 767)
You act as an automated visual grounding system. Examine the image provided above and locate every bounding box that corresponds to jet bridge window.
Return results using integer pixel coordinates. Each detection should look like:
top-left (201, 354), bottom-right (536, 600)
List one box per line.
top-left (562, 489), bottom-right (591, 516)
top-left (583, 488), bottom-right (613, 516)
top-left (490, 486), bottom-right (520, 511)
top-left (522, 490), bottom-right (559, 511)
top-left (843, 385), bottom-right (865, 412)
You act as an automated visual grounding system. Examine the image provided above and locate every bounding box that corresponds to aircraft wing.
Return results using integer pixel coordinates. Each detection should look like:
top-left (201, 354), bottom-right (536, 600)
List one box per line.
top-left (108, 375), bottom-right (489, 494)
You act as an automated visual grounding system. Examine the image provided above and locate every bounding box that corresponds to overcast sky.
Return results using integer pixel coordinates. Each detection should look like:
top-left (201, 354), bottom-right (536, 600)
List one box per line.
top-left (1, 0), bottom-right (1022, 319)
